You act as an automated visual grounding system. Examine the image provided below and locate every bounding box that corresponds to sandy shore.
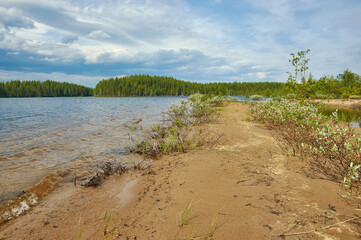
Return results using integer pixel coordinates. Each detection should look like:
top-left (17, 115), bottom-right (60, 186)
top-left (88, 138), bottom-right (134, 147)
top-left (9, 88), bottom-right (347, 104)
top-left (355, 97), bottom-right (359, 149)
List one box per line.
top-left (1, 102), bottom-right (360, 239)
top-left (311, 99), bottom-right (361, 109)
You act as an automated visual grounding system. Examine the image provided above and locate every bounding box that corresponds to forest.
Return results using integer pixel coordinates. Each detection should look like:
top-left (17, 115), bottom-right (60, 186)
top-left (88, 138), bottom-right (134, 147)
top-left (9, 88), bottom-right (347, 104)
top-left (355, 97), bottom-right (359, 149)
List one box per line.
top-left (0, 80), bottom-right (93, 97)
top-left (292, 69), bottom-right (361, 99)
top-left (0, 69), bottom-right (360, 98)
top-left (93, 75), bottom-right (286, 97)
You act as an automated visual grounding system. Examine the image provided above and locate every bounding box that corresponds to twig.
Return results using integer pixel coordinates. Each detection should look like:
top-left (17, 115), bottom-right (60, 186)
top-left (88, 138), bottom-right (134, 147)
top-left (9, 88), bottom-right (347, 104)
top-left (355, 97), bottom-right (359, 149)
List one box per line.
top-left (274, 215), bottom-right (361, 237)
top-left (208, 130), bottom-right (223, 147)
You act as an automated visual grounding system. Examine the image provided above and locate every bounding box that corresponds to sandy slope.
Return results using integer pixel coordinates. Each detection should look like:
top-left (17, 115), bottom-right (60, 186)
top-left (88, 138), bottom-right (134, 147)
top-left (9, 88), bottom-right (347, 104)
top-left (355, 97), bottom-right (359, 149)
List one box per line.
top-left (1, 102), bottom-right (360, 239)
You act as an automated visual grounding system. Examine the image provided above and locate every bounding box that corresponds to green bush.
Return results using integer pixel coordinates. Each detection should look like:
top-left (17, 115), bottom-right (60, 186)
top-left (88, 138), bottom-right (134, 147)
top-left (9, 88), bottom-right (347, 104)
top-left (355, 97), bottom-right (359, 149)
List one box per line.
top-left (249, 100), bottom-right (361, 196)
top-left (130, 94), bottom-right (223, 157)
top-left (249, 94), bottom-right (264, 100)
top-left (350, 95), bottom-right (361, 99)
top-left (285, 93), bottom-right (296, 99)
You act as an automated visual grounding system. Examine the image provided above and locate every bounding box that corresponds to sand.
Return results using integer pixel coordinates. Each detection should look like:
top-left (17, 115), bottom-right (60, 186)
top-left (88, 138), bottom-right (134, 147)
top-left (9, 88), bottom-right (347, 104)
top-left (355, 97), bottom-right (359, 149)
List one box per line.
top-left (311, 99), bottom-right (361, 108)
top-left (1, 102), bottom-right (360, 239)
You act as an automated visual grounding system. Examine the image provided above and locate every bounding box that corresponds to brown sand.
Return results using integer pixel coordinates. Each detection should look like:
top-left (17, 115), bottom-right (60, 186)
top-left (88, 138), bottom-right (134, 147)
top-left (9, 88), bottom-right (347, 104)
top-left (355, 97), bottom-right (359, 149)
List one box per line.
top-left (311, 99), bottom-right (361, 108)
top-left (1, 102), bottom-right (360, 239)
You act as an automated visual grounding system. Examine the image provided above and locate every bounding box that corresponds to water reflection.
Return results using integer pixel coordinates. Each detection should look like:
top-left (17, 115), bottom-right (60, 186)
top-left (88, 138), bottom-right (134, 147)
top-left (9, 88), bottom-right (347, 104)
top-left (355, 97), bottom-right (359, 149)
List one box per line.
top-left (318, 105), bottom-right (361, 127)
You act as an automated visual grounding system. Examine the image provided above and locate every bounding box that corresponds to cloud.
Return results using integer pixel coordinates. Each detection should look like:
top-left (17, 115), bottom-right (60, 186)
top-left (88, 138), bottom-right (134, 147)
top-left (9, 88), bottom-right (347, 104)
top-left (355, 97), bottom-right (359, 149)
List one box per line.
top-left (256, 72), bottom-right (267, 79)
top-left (0, 70), bottom-right (107, 87)
top-left (0, 7), bottom-right (34, 29)
top-left (0, 0), bottom-right (360, 84)
top-left (61, 34), bottom-right (78, 43)
top-left (87, 30), bottom-right (110, 39)
top-left (40, 57), bottom-right (58, 62)
top-left (0, 27), bottom-right (26, 50)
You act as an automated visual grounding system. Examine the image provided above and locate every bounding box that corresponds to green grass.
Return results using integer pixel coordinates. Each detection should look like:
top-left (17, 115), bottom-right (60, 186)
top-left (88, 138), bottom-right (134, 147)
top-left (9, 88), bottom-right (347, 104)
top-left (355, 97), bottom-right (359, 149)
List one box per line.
top-left (103, 210), bottom-right (113, 236)
top-left (178, 202), bottom-right (193, 228)
top-left (77, 215), bottom-right (83, 240)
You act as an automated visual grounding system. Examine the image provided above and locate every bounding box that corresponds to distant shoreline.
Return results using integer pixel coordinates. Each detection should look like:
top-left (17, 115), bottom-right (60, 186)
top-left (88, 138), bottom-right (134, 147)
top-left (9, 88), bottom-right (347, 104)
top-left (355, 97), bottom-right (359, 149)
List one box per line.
top-left (310, 98), bottom-right (361, 108)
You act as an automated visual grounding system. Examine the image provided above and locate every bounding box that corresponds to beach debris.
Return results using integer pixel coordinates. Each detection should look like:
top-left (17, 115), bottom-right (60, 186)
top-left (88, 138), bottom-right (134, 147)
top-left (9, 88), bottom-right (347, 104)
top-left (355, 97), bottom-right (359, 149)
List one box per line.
top-left (82, 173), bottom-right (105, 187)
top-left (81, 160), bottom-right (146, 187)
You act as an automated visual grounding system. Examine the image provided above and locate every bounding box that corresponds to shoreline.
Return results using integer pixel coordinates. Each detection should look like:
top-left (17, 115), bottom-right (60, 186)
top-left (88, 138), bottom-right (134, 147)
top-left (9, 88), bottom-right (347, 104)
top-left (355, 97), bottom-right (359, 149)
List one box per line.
top-left (310, 98), bottom-right (361, 108)
top-left (1, 102), bottom-right (360, 239)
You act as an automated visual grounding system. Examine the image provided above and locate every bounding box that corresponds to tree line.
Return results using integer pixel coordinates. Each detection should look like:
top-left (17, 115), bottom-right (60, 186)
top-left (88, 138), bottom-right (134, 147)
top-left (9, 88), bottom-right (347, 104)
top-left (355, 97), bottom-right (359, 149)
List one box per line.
top-left (286, 49), bottom-right (361, 99)
top-left (1, 70), bottom-right (360, 99)
top-left (94, 75), bottom-right (286, 97)
top-left (295, 69), bottom-right (361, 99)
top-left (0, 80), bottom-right (93, 97)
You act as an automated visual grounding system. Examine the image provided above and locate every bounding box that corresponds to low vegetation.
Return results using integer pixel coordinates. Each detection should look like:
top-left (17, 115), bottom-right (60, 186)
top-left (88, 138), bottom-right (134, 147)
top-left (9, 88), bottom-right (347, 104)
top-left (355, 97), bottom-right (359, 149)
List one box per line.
top-left (249, 99), bottom-right (361, 197)
top-left (177, 202), bottom-right (193, 228)
top-left (130, 93), bottom-right (225, 157)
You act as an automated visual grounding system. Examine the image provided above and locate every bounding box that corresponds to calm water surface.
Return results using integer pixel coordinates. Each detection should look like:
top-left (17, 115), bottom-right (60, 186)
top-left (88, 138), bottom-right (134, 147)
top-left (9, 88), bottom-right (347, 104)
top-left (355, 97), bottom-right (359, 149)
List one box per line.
top-left (319, 105), bottom-right (361, 127)
top-left (0, 97), bottom-right (183, 201)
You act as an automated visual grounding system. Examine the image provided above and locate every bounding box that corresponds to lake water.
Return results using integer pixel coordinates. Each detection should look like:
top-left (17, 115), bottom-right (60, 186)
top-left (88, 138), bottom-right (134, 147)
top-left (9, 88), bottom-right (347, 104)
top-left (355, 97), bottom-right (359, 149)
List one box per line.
top-left (319, 105), bottom-right (361, 127)
top-left (0, 97), bottom-right (183, 202)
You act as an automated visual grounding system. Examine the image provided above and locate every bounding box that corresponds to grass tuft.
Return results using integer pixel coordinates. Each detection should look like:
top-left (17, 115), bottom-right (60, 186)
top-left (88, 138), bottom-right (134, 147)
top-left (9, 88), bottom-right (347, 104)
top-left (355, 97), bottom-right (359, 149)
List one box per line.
top-left (103, 210), bottom-right (113, 236)
top-left (178, 202), bottom-right (193, 228)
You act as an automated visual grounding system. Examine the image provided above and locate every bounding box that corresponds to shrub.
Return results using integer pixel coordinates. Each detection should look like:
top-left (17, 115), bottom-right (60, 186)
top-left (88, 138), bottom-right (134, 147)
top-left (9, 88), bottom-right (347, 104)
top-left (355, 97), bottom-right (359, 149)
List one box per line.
top-left (165, 100), bottom-right (192, 127)
top-left (249, 100), bottom-right (361, 195)
top-left (249, 94), bottom-right (264, 100)
top-left (350, 95), bottom-right (361, 99)
top-left (285, 93), bottom-right (296, 99)
top-left (130, 94), bottom-right (224, 157)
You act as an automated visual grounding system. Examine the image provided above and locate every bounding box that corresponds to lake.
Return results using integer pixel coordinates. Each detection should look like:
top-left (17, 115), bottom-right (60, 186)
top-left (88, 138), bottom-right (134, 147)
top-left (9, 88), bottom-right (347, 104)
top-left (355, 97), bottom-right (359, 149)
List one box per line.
top-left (318, 105), bottom-right (361, 127)
top-left (0, 97), bottom-right (184, 202)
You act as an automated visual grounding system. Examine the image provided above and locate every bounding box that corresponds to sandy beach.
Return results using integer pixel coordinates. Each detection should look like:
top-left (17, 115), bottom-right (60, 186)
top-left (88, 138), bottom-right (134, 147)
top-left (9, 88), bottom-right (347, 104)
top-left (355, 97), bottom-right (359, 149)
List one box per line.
top-left (311, 99), bottom-right (361, 109)
top-left (1, 102), bottom-right (360, 239)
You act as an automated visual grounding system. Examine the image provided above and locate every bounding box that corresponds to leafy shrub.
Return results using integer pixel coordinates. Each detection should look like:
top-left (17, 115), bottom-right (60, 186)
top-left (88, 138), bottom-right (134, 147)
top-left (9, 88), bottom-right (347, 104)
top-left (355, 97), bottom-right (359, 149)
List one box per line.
top-left (130, 94), bottom-right (224, 157)
top-left (350, 95), bottom-right (361, 99)
top-left (249, 94), bottom-right (264, 100)
top-left (249, 100), bottom-right (361, 195)
top-left (132, 124), bottom-right (200, 157)
top-left (207, 96), bottom-right (224, 106)
top-left (165, 100), bottom-right (192, 127)
top-left (285, 93), bottom-right (296, 99)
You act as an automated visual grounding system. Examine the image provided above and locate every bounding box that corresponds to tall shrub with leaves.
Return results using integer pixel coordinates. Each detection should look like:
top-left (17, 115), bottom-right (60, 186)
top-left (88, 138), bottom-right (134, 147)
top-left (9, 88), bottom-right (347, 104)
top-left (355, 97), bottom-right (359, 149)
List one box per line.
top-left (287, 49), bottom-right (310, 99)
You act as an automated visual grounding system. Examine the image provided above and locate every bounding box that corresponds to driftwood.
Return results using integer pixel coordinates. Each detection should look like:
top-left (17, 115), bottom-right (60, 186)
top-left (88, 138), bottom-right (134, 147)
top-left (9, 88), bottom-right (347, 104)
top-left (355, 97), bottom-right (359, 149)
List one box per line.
top-left (273, 215), bottom-right (361, 238)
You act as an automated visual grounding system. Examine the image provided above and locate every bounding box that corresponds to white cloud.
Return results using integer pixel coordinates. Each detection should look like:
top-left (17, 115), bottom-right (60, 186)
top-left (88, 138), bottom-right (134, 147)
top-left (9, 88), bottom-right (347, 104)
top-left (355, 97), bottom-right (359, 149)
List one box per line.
top-left (0, 70), bottom-right (107, 87)
top-left (0, 27), bottom-right (25, 50)
top-left (0, 7), bottom-right (34, 29)
top-left (256, 72), bottom-right (267, 79)
top-left (87, 30), bottom-right (110, 39)
top-left (40, 57), bottom-right (58, 62)
top-left (0, 0), bottom-right (360, 83)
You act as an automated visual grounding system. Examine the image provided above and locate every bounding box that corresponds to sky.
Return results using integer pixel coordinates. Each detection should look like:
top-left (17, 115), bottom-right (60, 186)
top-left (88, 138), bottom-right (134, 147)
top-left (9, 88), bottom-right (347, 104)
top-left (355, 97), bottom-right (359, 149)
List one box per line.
top-left (0, 0), bottom-right (360, 87)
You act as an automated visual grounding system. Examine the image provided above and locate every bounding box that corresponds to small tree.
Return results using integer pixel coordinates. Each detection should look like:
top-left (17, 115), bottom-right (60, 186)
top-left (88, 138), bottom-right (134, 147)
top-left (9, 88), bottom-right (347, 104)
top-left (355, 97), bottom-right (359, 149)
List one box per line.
top-left (286, 72), bottom-right (297, 99)
top-left (287, 49), bottom-right (310, 99)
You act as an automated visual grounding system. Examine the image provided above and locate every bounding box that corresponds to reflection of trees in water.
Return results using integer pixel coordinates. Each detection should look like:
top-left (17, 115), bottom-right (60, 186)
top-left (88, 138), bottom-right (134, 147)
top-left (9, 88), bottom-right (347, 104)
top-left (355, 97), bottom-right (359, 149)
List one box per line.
top-left (319, 106), bottom-right (361, 126)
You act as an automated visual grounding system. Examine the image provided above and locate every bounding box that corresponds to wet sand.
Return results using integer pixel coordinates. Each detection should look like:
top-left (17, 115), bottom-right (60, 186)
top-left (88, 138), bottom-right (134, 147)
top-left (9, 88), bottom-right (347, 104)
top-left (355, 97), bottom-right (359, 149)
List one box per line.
top-left (1, 102), bottom-right (360, 239)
